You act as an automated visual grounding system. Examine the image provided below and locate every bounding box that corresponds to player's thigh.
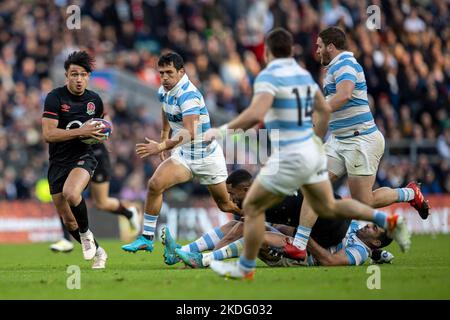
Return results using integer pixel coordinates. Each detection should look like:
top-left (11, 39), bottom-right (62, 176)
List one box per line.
top-left (148, 158), bottom-right (192, 191)
top-left (243, 180), bottom-right (285, 217)
top-left (325, 136), bottom-right (346, 179)
top-left (300, 180), bottom-right (336, 219)
top-left (342, 131), bottom-right (384, 176)
top-left (90, 181), bottom-right (110, 204)
top-left (52, 193), bottom-right (77, 225)
top-left (63, 167), bottom-right (91, 198)
top-left (347, 174), bottom-right (377, 205)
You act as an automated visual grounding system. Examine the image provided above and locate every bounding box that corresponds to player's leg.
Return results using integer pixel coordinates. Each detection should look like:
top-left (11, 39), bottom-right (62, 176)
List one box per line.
top-left (50, 194), bottom-right (77, 252)
top-left (214, 220), bottom-right (243, 249)
top-left (62, 166), bottom-right (101, 261)
top-left (292, 137), bottom-right (346, 253)
top-left (122, 158), bottom-right (192, 252)
top-left (210, 180), bottom-right (285, 279)
top-left (300, 179), bottom-right (411, 252)
top-left (90, 181), bottom-right (140, 230)
top-left (161, 221), bottom-right (238, 265)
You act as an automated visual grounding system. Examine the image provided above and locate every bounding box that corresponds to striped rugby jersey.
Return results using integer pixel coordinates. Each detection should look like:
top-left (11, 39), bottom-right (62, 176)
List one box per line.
top-left (254, 58), bottom-right (320, 148)
top-left (307, 220), bottom-right (371, 266)
top-left (323, 51), bottom-right (377, 139)
top-left (158, 74), bottom-right (217, 160)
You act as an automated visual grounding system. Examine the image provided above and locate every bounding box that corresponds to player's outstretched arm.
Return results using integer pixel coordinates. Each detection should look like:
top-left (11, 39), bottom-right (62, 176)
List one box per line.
top-left (307, 238), bottom-right (350, 266)
top-left (204, 93), bottom-right (274, 141)
top-left (42, 118), bottom-right (104, 143)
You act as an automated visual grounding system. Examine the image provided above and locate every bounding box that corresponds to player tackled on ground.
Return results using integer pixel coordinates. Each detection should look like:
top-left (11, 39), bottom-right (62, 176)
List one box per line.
top-left (205, 28), bottom-right (410, 280)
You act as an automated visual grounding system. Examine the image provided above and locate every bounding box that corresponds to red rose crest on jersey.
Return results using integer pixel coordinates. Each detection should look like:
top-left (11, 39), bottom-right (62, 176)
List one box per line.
top-left (86, 102), bottom-right (96, 115)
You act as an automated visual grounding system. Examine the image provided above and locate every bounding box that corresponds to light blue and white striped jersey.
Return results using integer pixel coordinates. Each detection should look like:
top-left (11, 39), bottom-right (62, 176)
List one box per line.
top-left (254, 58), bottom-right (320, 148)
top-left (323, 51), bottom-right (377, 139)
top-left (158, 74), bottom-right (217, 159)
top-left (307, 220), bottom-right (371, 266)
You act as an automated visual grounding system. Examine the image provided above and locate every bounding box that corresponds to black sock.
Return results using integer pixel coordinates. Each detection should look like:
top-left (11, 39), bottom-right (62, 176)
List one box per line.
top-left (70, 198), bottom-right (89, 233)
top-left (113, 201), bottom-right (133, 219)
top-left (68, 229), bottom-right (81, 244)
top-left (60, 218), bottom-right (71, 241)
top-left (69, 228), bottom-right (99, 249)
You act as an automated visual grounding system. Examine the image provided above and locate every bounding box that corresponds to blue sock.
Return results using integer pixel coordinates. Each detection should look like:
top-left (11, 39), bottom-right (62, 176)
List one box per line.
top-left (396, 188), bottom-right (415, 202)
top-left (143, 213), bottom-right (158, 239)
top-left (373, 211), bottom-right (388, 229)
top-left (238, 255), bottom-right (256, 273)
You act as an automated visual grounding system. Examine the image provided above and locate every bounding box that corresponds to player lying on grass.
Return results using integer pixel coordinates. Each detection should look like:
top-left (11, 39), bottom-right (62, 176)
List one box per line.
top-left (161, 169), bottom-right (394, 268)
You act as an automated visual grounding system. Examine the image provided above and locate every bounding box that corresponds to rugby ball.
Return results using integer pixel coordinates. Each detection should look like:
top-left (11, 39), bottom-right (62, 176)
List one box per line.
top-left (80, 118), bottom-right (112, 144)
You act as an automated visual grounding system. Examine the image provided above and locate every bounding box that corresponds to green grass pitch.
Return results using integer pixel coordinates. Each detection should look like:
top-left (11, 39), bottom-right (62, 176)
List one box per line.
top-left (1, 235), bottom-right (449, 299)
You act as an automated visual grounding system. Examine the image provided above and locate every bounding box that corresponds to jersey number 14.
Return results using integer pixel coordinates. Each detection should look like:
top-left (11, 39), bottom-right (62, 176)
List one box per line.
top-left (292, 86), bottom-right (313, 126)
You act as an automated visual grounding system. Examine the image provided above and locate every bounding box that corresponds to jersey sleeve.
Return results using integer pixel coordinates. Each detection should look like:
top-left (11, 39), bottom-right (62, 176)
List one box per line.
top-left (178, 91), bottom-right (202, 116)
top-left (42, 91), bottom-right (60, 120)
top-left (345, 244), bottom-right (370, 265)
top-left (333, 62), bottom-right (358, 85)
top-left (253, 71), bottom-right (279, 96)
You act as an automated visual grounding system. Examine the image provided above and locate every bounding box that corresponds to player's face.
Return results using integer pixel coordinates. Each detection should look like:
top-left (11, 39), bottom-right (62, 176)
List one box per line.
top-left (66, 64), bottom-right (90, 95)
top-left (358, 223), bottom-right (384, 241)
top-left (158, 63), bottom-right (185, 91)
top-left (226, 183), bottom-right (249, 209)
top-left (316, 37), bottom-right (331, 66)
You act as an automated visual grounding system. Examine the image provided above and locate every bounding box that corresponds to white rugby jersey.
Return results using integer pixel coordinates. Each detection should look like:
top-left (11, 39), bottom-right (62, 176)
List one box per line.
top-left (323, 51), bottom-right (377, 140)
top-left (158, 74), bottom-right (216, 159)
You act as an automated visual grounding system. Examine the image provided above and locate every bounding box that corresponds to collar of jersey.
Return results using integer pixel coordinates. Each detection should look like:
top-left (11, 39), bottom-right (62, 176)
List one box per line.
top-left (326, 51), bottom-right (354, 68)
top-left (164, 74), bottom-right (189, 96)
top-left (267, 57), bottom-right (296, 68)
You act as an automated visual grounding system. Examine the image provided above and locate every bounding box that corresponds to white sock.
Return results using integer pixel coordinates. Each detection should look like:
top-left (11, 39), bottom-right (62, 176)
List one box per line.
top-left (143, 213), bottom-right (158, 238)
top-left (293, 226), bottom-right (311, 250)
top-left (396, 188), bottom-right (415, 202)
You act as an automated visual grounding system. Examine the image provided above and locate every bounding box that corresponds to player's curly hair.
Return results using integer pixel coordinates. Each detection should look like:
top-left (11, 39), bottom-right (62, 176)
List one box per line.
top-left (64, 51), bottom-right (95, 73)
top-left (158, 52), bottom-right (184, 71)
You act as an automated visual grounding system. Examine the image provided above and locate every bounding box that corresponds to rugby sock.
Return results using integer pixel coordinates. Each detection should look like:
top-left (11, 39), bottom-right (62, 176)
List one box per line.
top-left (396, 188), bottom-right (415, 202)
top-left (143, 213), bottom-right (158, 240)
top-left (112, 201), bottom-right (133, 219)
top-left (60, 218), bottom-right (71, 242)
top-left (238, 255), bottom-right (256, 274)
top-left (68, 228), bottom-right (99, 249)
top-left (373, 211), bottom-right (389, 229)
top-left (70, 198), bottom-right (89, 233)
top-left (293, 226), bottom-right (312, 250)
top-left (69, 229), bottom-right (82, 244)
top-left (206, 238), bottom-right (244, 265)
top-left (181, 227), bottom-right (225, 253)
top-left (79, 229), bottom-right (100, 249)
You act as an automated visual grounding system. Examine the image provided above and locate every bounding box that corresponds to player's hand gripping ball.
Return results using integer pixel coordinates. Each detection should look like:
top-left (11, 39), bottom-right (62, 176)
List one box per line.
top-left (80, 118), bottom-right (112, 144)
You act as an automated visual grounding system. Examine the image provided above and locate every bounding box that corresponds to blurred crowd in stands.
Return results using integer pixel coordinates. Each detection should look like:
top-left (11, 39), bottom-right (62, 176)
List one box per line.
top-left (0, 0), bottom-right (449, 201)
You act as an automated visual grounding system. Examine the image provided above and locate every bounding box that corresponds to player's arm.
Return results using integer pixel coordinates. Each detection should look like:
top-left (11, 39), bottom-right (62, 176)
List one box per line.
top-left (42, 118), bottom-right (106, 143)
top-left (160, 108), bottom-right (171, 140)
top-left (227, 93), bottom-right (273, 131)
top-left (312, 90), bottom-right (331, 139)
top-left (42, 92), bottom-right (104, 143)
top-left (307, 238), bottom-right (350, 266)
top-left (136, 114), bottom-right (199, 158)
top-left (162, 114), bottom-right (199, 151)
top-left (328, 80), bottom-right (355, 112)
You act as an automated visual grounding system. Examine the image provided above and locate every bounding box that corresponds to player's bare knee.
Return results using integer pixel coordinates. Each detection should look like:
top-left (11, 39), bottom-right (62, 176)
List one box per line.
top-left (62, 189), bottom-right (81, 206)
top-left (311, 200), bottom-right (335, 219)
top-left (147, 178), bottom-right (164, 195)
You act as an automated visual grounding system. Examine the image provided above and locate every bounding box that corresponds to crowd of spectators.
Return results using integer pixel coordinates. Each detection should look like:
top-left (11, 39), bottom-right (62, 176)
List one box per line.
top-left (0, 0), bottom-right (449, 202)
